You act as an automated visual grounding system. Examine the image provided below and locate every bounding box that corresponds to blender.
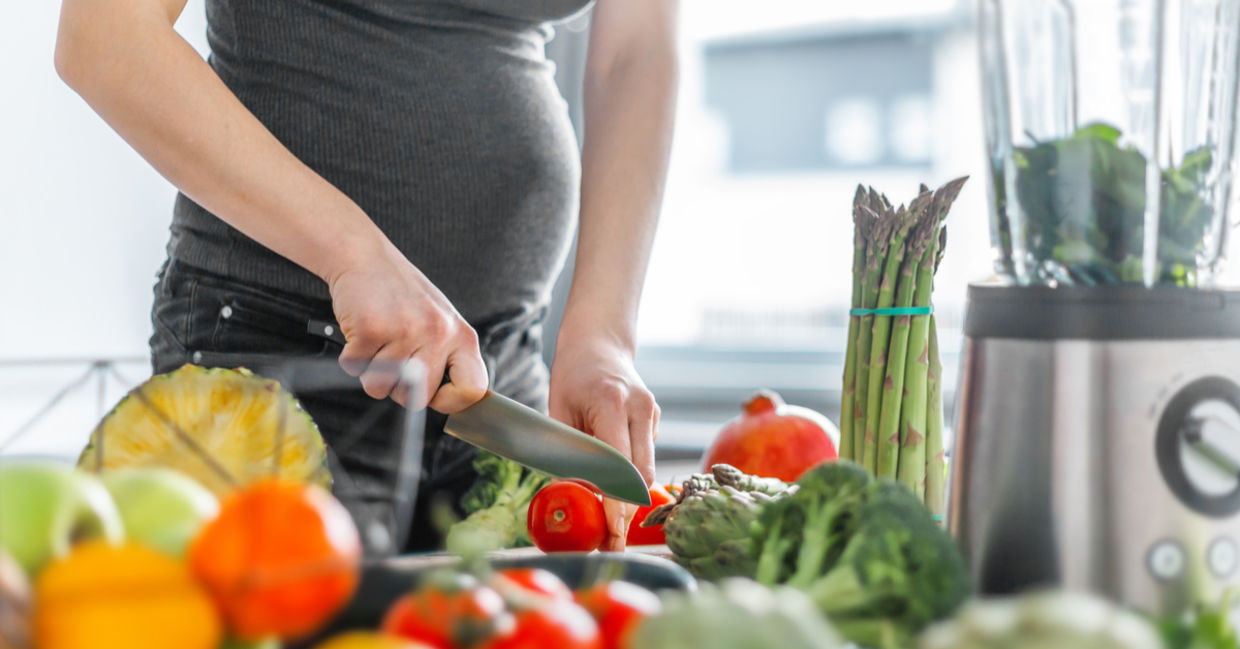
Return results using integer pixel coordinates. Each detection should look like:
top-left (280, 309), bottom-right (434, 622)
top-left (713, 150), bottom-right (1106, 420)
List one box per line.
top-left (950, 0), bottom-right (1240, 615)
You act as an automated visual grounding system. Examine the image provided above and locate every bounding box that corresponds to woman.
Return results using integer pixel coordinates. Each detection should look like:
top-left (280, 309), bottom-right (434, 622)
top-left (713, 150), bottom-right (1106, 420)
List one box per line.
top-left (54, 0), bottom-right (678, 550)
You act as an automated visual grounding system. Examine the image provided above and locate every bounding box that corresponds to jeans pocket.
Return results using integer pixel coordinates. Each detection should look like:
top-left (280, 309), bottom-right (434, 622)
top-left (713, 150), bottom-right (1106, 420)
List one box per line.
top-left (189, 279), bottom-right (336, 358)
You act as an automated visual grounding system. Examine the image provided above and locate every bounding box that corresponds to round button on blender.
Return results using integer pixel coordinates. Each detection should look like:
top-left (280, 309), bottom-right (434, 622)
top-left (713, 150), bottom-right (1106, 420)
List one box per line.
top-left (1147, 540), bottom-right (1187, 581)
top-left (1209, 537), bottom-right (1238, 578)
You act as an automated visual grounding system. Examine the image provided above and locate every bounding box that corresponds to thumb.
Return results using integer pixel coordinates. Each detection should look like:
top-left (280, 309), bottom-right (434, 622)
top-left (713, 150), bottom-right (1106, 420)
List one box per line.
top-left (600, 499), bottom-right (635, 552)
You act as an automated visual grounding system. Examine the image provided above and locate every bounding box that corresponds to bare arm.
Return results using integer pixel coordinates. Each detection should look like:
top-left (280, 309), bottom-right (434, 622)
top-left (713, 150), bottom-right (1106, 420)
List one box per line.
top-left (549, 0), bottom-right (679, 549)
top-left (55, 0), bottom-right (487, 412)
top-left (56, 0), bottom-right (376, 282)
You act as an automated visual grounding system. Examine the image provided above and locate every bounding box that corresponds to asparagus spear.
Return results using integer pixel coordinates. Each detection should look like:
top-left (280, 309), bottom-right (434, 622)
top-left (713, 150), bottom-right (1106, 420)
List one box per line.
top-left (895, 179), bottom-right (965, 496)
top-left (896, 234), bottom-right (935, 497)
top-left (922, 178), bottom-right (966, 509)
top-left (925, 314), bottom-right (947, 519)
top-left (861, 206), bottom-right (916, 473)
top-left (839, 187), bottom-right (870, 462)
top-left (852, 201), bottom-right (892, 460)
top-left (876, 198), bottom-right (933, 479)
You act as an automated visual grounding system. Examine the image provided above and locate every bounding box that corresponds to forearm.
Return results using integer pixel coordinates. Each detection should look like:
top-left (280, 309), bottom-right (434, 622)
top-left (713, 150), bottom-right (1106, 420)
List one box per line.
top-left (561, 5), bottom-right (679, 351)
top-left (54, 0), bottom-right (385, 285)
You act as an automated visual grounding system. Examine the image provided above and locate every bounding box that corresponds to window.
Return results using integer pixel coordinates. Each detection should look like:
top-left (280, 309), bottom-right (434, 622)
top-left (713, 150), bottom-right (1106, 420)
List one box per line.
top-left (626, 1), bottom-right (993, 466)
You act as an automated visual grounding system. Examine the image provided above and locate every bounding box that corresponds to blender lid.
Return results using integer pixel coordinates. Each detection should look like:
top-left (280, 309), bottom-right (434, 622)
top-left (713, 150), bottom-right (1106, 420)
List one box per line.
top-left (964, 283), bottom-right (1240, 340)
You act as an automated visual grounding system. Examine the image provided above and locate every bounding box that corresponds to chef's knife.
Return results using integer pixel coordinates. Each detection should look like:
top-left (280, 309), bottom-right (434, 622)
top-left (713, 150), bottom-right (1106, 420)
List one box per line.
top-left (309, 319), bottom-right (652, 506)
top-left (445, 390), bottom-right (651, 506)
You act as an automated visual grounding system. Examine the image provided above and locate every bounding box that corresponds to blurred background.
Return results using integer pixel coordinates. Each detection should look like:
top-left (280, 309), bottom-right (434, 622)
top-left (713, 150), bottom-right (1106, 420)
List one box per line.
top-left (0, 0), bottom-right (990, 474)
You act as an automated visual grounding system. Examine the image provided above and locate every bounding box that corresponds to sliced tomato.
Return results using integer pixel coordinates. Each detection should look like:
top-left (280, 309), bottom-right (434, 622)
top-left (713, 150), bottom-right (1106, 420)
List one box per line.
top-left (494, 568), bottom-right (573, 602)
top-left (381, 573), bottom-right (511, 649)
top-left (527, 481), bottom-right (607, 553)
top-left (481, 600), bottom-right (600, 649)
top-left (575, 581), bottom-right (661, 649)
top-left (625, 485), bottom-right (675, 546)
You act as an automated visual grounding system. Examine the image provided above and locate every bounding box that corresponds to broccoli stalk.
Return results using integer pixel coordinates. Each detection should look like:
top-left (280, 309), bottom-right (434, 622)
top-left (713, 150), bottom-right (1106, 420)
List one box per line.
top-left (445, 451), bottom-right (549, 553)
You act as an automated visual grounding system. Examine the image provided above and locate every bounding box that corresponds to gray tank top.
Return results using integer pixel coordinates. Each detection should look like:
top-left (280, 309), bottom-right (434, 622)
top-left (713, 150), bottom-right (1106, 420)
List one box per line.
top-left (168, 0), bottom-right (591, 331)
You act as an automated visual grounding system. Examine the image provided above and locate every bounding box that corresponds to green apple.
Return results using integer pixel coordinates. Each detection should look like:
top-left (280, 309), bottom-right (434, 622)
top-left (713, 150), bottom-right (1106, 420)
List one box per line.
top-left (0, 548), bottom-right (30, 649)
top-left (101, 467), bottom-right (219, 557)
top-left (0, 462), bottom-right (122, 576)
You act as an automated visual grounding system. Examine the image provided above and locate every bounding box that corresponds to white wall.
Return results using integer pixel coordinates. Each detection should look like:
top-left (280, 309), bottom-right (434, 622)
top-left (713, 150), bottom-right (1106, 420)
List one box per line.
top-left (0, 0), bottom-right (209, 361)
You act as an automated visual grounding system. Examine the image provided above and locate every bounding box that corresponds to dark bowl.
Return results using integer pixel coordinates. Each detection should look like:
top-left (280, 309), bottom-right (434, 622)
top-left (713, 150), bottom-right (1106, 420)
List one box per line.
top-left (295, 551), bottom-right (695, 646)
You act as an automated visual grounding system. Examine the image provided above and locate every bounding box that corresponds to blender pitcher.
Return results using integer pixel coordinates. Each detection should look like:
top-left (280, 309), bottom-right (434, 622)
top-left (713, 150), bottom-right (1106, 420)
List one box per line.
top-left (979, 0), bottom-right (1240, 286)
top-left (953, 0), bottom-right (1240, 617)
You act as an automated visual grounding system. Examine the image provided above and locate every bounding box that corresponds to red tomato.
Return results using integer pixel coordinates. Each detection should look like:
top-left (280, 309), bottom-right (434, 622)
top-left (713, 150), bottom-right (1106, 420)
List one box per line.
top-left (575, 581), bottom-right (661, 649)
top-left (625, 485), bottom-right (675, 546)
top-left (481, 601), bottom-right (600, 649)
top-left (495, 568), bottom-right (573, 602)
top-left (559, 478), bottom-right (603, 495)
top-left (381, 574), bottom-right (510, 649)
top-left (527, 481), bottom-right (607, 553)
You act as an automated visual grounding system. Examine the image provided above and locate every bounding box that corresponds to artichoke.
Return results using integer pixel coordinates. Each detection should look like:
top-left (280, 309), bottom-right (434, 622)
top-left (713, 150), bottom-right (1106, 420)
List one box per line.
top-left (644, 464), bottom-right (794, 580)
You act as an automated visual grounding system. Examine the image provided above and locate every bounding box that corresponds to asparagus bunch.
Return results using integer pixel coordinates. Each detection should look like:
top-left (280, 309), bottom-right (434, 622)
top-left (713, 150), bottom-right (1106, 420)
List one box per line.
top-left (840, 178), bottom-right (966, 517)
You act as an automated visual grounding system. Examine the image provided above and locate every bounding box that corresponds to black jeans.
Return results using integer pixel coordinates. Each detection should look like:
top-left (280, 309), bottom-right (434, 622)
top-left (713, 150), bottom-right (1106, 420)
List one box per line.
top-left (149, 260), bottom-right (550, 553)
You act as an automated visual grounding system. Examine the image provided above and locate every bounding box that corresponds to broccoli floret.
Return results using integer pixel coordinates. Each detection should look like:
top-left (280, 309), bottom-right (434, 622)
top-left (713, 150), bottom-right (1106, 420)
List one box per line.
top-left (459, 450), bottom-right (514, 513)
top-left (753, 461), bottom-right (873, 585)
top-left (795, 460), bottom-right (873, 497)
top-left (804, 482), bottom-right (970, 649)
top-left (749, 464), bottom-right (969, 649)
top-left (446, 451), bottom-right (549, 552)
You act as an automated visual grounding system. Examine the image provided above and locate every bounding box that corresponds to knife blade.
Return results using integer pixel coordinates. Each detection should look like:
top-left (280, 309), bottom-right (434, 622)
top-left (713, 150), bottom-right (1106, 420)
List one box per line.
top-left (308, 319), bottom-right (652, 505)
top-left (445, 390), bottom-right (652, 506)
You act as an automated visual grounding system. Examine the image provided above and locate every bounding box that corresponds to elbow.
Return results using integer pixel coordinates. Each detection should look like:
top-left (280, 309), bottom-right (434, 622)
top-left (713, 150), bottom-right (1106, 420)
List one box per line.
top-left (54, 29), bottom-right (88, 89)
top-left (54, 11), bottom-right (109, 91)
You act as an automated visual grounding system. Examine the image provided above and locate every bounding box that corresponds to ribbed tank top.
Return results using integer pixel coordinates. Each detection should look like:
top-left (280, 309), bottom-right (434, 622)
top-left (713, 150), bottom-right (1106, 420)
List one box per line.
top-left (168, 0), bottom-right (591, 330)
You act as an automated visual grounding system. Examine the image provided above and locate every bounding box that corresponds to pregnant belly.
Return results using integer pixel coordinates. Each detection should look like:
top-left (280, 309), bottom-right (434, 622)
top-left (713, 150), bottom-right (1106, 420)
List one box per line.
top-left (215, 33), bottom-right (582, 324)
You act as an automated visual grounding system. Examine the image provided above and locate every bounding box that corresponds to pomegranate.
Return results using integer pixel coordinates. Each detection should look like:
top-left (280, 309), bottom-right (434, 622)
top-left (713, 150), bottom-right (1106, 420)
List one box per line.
top-left (701, 390), bottom-right (839, 481)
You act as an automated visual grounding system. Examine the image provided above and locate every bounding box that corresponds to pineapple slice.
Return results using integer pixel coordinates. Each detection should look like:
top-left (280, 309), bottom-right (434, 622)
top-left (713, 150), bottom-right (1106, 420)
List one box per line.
top-left (79, 364), bottom-right (330, 496)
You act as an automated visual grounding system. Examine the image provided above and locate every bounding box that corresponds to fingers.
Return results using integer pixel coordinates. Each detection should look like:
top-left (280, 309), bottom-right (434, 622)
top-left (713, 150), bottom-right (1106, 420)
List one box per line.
top-left (588, 393), bottom-right (635, 546)
top-left (338, 319), bottom-right (383, 378)
top-left (335, 310), bottom-right (485, 412)
top-left (358, 343), bottom-right (412, 401)
top-left (428, 342), bottom-right (489, 414)
top-left (627, 391), bottom-right (659, 486)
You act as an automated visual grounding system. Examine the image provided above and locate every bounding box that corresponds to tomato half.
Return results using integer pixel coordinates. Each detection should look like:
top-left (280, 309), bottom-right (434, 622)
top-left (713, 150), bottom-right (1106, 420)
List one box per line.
top-left (480, 601), bottom-right (600, 649)
top-left (494, 568), bottom-right (573, 602)
top-left (575, 581), bottom-right (661, 649)
top-left (527, 481), bottom-right (607, 553)
top-left (381, 573), bottom-right (510, 649)
top-left (625, 485), bottom-right (675, 546)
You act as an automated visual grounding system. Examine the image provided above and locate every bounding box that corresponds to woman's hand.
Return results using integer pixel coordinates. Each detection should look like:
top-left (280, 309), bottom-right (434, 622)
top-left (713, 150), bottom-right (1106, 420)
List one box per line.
top-left (328, 239), bottom-right (488, 414)
top-left (549, 330), bottom-right (659, 551)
